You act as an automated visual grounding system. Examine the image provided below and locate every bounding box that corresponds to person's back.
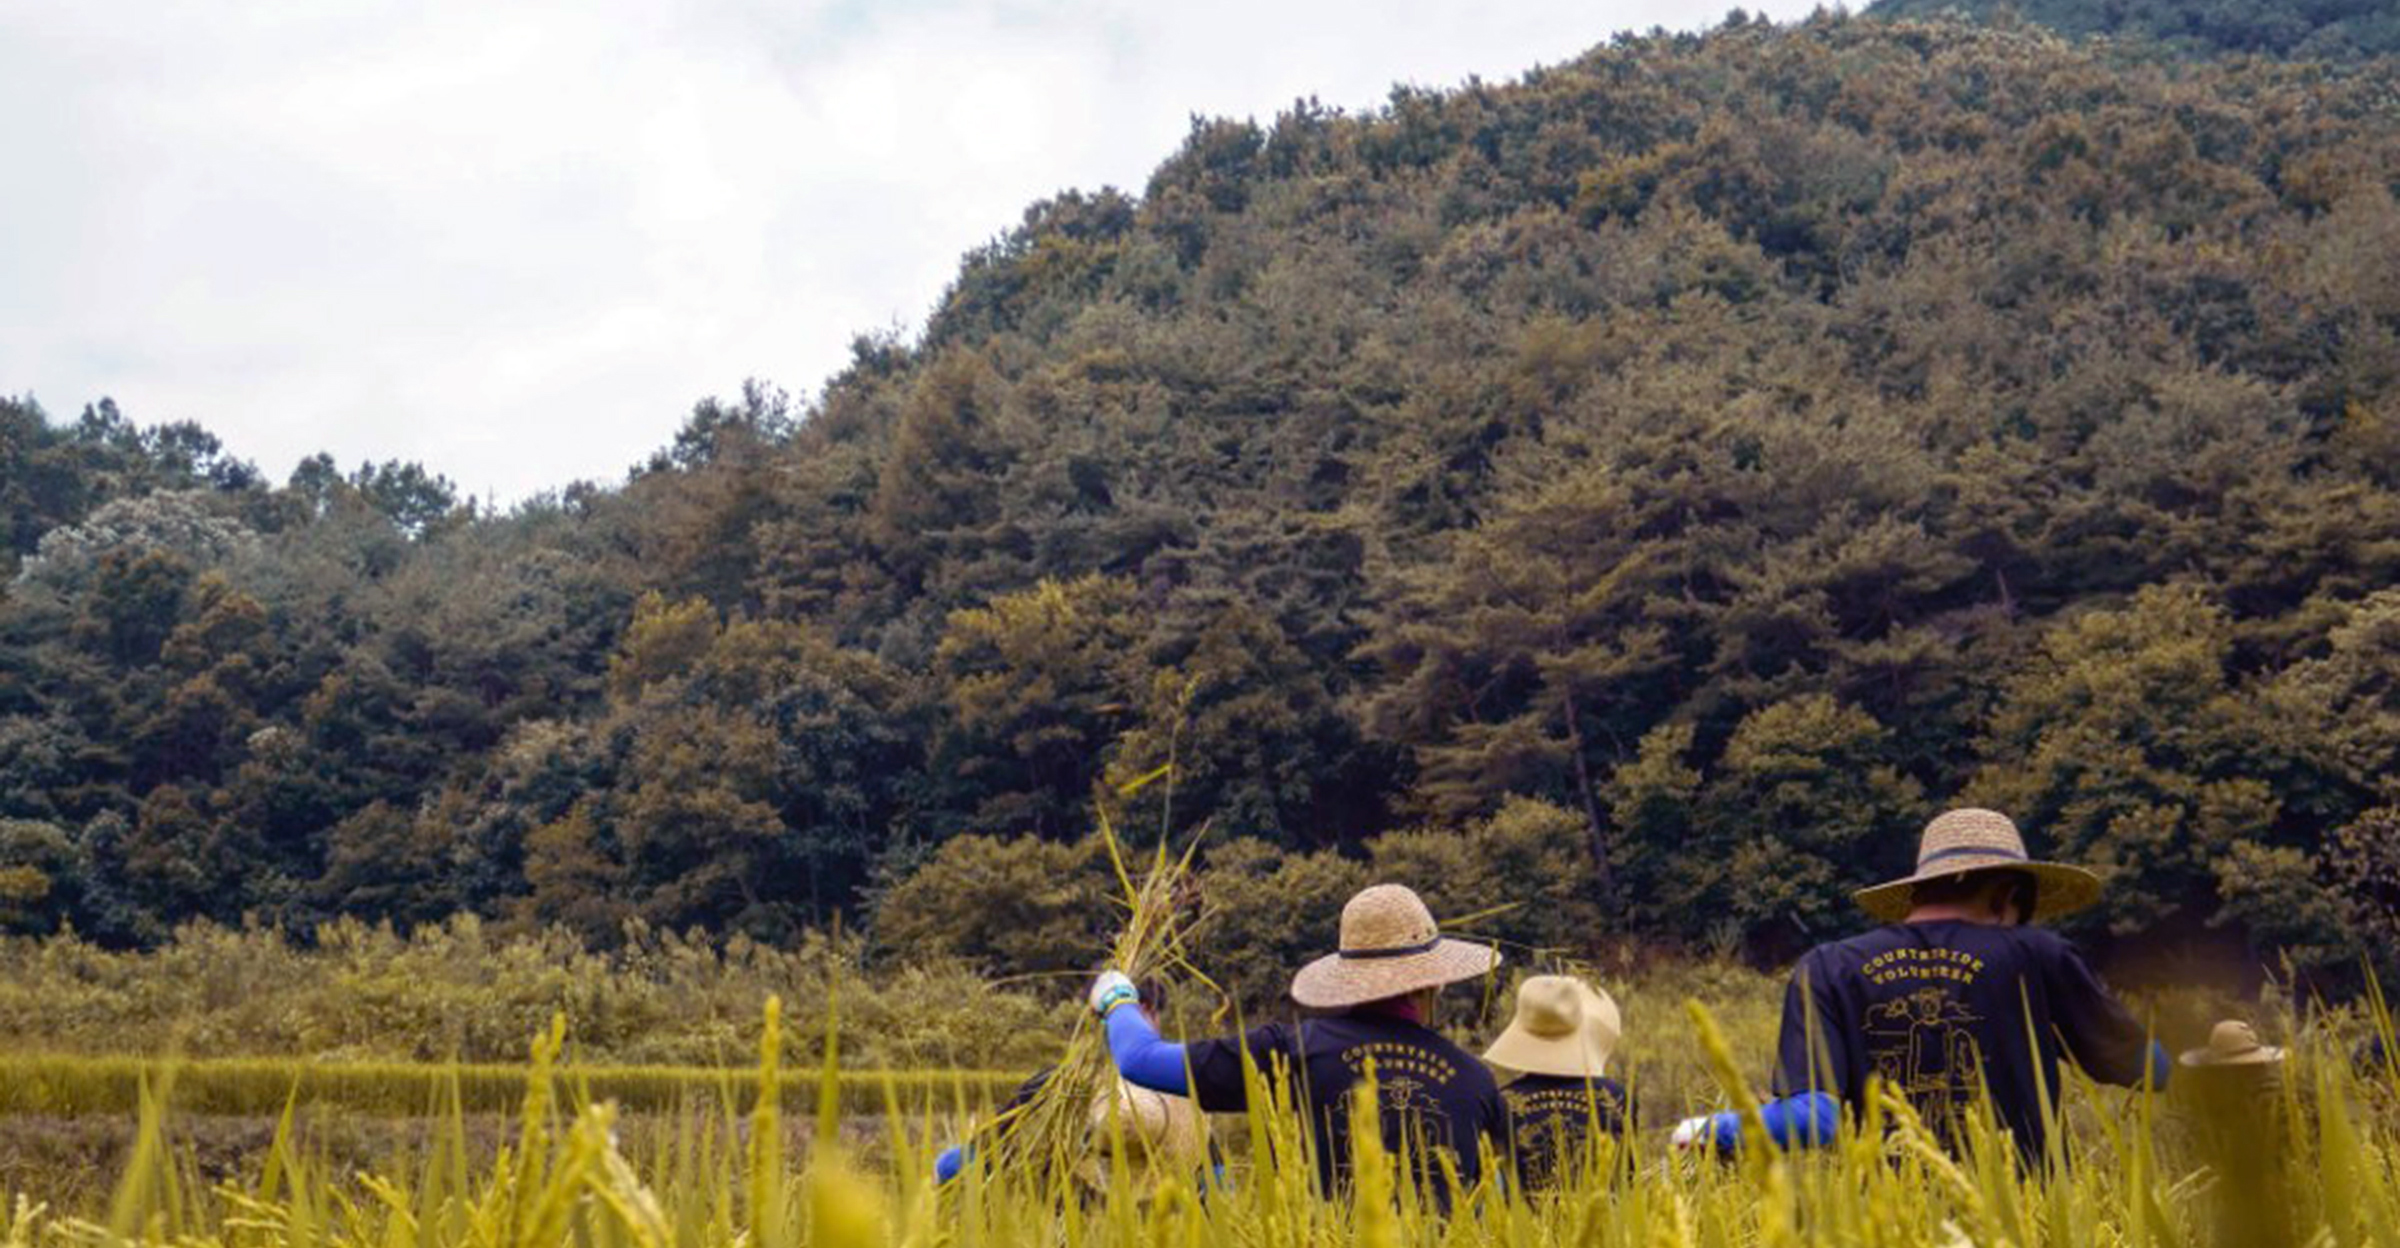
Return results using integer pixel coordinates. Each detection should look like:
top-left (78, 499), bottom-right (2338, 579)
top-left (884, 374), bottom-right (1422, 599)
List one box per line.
top-left (1678, 809), bottom-right (2166, 1165)
top-left (1501, 1074), bottom-right (1630, 1190)
top-left (1185, 1006), bottom-right (1507, 1200)
top-left (1092, 883), bottom-right (1509, 1210)
top-left (1778, 919), bottom-right (2153, 1159)
top-left (1482, 974), bottom-right (1630, 1191)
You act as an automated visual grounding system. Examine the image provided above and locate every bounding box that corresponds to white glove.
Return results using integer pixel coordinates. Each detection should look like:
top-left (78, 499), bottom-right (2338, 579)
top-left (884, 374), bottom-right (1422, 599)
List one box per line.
top-left (1089, 969), bottom-right (1138, 1018)
top-left (1670, 1116), bottom-right (1714, 1149)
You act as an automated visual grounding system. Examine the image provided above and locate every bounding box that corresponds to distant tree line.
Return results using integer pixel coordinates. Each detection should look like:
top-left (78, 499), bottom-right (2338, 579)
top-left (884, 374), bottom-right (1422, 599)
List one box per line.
top-left (4, 15), bottom-right (2399, 994)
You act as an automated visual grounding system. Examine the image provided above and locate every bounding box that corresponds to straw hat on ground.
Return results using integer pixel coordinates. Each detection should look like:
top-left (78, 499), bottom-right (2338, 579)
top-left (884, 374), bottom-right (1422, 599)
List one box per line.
top-left (1289, 883), bottom-right (1501, 1010)
top-left (1077, 1078), bottom-right (1209, 1189)
top-left (2180, 1020), bottom-right (2287, 1069)
top-left (1482, 975), bottom-right (1621, 1080)
top-left (1854, 808), bottom-right (2103, 924)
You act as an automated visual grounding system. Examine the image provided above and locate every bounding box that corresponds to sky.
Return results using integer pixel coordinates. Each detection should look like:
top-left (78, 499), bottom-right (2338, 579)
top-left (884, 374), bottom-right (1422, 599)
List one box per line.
top-left (0, 1), bottom-right (1826, 504)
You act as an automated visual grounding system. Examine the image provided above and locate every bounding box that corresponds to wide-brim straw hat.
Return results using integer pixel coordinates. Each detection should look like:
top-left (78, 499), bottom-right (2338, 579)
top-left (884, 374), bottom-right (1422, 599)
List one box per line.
top-left (1289, 883), bottom-right (1501, 1010)
top-left (1482, 975), bottom-right (1621, 1080)
top-left (1077, 1078), bottom-right (1208, 1189)
top-left (2180, 1019), bottom-right (2286, 1068)
top-left (1854, 808), bottom-right (2103, 924)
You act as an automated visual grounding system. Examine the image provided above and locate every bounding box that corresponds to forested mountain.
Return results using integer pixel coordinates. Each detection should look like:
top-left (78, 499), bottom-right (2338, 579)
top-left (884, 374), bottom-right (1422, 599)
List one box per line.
top-left (5, 14), bottom-right (2400, 980)
top-left (1868, 0), bottom-right (2400, 59)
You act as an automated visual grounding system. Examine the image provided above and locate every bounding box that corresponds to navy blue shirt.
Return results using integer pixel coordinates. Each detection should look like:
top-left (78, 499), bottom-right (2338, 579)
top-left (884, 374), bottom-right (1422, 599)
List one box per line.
top-left (1500, 1074), bottom-right (1630, 1190)
top-left (1184, 1012), bottom-right (1507, 1203)
top-left (1773, 921), bottom-right (2154, 1161)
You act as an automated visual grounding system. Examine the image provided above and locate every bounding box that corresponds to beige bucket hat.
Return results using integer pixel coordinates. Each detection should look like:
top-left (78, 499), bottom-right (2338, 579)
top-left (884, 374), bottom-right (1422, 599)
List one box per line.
top-left (2180, 1020), bottom-right (2287, 1069)
top-left (1482, 975), bottom-right (1621, 1080)
top-left (1854, 808), bottom-right (2103, 924)
top-left (1289, 883), bottom-right (1502, 1010)
top-left (1078, 1078), bottom-right (1209, 1189)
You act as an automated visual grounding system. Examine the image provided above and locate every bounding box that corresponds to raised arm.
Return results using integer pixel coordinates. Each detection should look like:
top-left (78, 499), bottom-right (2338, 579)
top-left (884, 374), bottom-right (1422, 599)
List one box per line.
top-left (1091, 970), bottom-right (1192, 1094)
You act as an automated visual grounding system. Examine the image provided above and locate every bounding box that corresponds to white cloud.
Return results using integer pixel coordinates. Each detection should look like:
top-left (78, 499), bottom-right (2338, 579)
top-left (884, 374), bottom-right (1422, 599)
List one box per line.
top-left (0, 0), bottom-right (1827, 503)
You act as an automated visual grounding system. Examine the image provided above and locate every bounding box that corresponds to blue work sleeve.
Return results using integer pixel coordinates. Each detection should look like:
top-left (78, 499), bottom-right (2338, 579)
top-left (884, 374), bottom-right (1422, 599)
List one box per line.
top-left (2142, 1040), bottom-right (2172, 1092)
top-left (1711, 1092), bottom-right (1841, 1152)
top-left (1105, 1005), bottom-right (1191, 1094)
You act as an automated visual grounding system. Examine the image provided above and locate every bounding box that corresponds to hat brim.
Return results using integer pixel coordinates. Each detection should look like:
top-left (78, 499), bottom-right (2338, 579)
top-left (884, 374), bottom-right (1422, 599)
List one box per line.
top-left (1483, 1025), bottom-right (1613, 1080)
top-left (1289, 938), bottom-right (1500, 1010)
top-left (2180, 1046), bottom-right (2287, 1068)
top-left (1481, 981), bottom-right (1617, 1079)
top-left (1853, 858), bottom-right (2104, 924)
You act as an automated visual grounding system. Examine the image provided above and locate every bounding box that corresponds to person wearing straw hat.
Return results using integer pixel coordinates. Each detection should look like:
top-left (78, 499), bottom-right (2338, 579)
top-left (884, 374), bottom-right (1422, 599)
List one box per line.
top-left (2178, 1019), bottom-right (2296, 1247)
top-left (2182, 1019), bottom-right (2287, 1073)
top-left (1672, 808), bottom-right (2169, 1164)
top-left (1073, 1077), bottom-right (1212, 1194)
top-left (1482, 974), bottom-right (1631, 1190)
top-left (1088, 882), bottom-right (1509, 1207)
top-left (2178, 1019), bottom-right (2288, 1124)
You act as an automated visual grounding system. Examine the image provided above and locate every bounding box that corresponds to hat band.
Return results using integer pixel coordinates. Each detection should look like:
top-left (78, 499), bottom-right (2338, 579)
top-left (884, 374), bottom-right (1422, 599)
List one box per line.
top-left (1338, 937), bottom-right (1442, 960)
top-left (1916, 844), bottom-right (2027, 870)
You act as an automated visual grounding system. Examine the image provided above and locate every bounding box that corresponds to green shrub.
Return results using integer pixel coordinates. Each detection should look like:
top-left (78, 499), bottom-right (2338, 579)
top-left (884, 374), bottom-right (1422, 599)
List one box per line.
top-left (866, 833), bottom-right (1117, 975)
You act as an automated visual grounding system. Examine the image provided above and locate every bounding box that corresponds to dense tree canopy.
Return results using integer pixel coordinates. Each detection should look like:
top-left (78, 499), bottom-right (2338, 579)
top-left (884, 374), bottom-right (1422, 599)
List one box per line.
top-left (4, 13), bottom-right (2399, 992)
top-left (1868, 0), bottom-right (2400, 59)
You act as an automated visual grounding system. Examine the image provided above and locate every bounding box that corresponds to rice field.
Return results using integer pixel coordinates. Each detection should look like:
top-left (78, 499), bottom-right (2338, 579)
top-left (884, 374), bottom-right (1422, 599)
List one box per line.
top-left (1, 990), bottom-right (2394, 1248)
top-left (3, 838), bottom-right (2394, 1247)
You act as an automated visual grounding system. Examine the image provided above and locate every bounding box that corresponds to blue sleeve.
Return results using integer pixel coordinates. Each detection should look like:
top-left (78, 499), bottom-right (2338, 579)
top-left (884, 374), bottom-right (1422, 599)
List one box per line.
top-left (2142, 1040), bottom-right (2172, 1091)
top-left (1710, 1092), bottom-right (1840, 1152)
top-left (934, 1145), bottom-right (967, 1183)
top-left (1105, 1005), bottom-right (1191, 1095)
top-left (1761, 1091), bottom-right (1840, 1148)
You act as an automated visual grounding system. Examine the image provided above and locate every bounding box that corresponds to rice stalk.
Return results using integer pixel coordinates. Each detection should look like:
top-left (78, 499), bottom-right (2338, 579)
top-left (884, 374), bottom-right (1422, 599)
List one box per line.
top-left (983, 809), bottom-right (1209, 1185)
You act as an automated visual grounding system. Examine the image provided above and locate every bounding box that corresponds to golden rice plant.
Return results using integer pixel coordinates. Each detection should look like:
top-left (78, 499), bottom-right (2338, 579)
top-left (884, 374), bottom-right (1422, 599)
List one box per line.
top-left (0, 990), bottom-right (2396, 1248)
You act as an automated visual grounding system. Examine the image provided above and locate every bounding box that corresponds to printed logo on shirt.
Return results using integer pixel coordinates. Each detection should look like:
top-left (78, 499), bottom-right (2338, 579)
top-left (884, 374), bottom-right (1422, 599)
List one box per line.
top-left (1864, 988), bottom-right (1986, 1100)
top-left (1503, 1086), bottom-right (1625, 1122)
top-left (1339, 1042), bottom-right (1458, 1088)
top-left (1340, 1044), bottom-right (1458, 1129)
top-left (1860, 947), bottom-right (1987, 986)
top-left (1504, 1086), bottom-right (1622, 1188)
top-left (1511, 1110), bottom-right (1577, 1156)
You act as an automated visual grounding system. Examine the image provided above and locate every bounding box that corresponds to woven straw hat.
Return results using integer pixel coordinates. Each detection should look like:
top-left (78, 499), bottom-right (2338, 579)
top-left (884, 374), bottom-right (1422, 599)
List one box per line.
top-left (1854, 808), bottom-right (2103, 924)
top-left (1077, 1078), bottom-right (1208, 1189)
top-left (1482, 975), bottom-right (1621, 1080)
top-left (1289, 883), bottom-right (1501, 1010)
top-left (2180, 1020), bottom-right (2287, 1069)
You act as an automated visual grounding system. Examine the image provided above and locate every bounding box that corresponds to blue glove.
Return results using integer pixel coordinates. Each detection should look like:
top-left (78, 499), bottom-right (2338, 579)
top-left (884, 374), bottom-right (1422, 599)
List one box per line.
top-left (935, 1145), bottom-right (968, 1184)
